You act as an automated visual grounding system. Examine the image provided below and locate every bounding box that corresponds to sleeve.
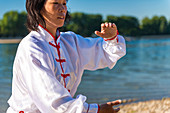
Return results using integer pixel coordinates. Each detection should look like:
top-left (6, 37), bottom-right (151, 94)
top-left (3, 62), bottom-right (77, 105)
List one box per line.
top-left (18, 40), bottom-right (99, 113)
top-left (74, 34), bottom-right (126, 70)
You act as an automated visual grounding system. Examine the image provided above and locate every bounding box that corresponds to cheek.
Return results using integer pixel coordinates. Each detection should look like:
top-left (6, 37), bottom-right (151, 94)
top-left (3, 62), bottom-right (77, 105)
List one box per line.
top-left (43, 3), bottom-right (55, 14)
top-left (47, 6), bottom-right (55, 14)
top-left (65, 6), bottom-right (67, 11)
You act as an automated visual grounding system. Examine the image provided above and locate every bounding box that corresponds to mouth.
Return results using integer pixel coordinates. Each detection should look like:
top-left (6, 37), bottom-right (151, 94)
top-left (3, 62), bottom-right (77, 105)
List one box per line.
top-left (57, 16), bottom-right (65, 20)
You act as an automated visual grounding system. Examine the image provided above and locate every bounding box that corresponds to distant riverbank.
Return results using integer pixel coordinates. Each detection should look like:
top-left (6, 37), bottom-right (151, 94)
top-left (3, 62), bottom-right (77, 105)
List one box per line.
top-left (0, 39), bottom-right (21, 44)
top-left (126, 34), bottom-right (170, 40)
top-left (140, 35), bottom-right (170, 39)
top-left (1, 35), bottom-right (170, 44)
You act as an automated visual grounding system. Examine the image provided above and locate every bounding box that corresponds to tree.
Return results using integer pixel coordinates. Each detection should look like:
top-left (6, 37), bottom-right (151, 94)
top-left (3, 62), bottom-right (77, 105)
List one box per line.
top-left (1, 10), bottom-right (170, 38)
top-left (1, 11), bottom-right (19, 37)
top-left (66, 12), bottom-right (102, 37)
top-left (151, 16), bottom-right (161, 35)
top-left (106, 15), bottom-right (140, 36)
top-left (85, 14), bottom-right (103, 37)
top-left (159, 16), bottom-right (168, 34)
top-left (106, 15), bottom-right (118, 23)
top-left (167, 20), bottom-right (170, 34)
top-left (17, 11), bottom-right (28, 36)
top-left (0, 20), bottom-right (2, 36)
top-left (141, 17), bottom-right (152, 35)
top-left (141, 16), bottom-right (169, 35)
top-left (0, 11), bottom-right (27, 37)
top-left (141, 16), bottom-right (161, 35)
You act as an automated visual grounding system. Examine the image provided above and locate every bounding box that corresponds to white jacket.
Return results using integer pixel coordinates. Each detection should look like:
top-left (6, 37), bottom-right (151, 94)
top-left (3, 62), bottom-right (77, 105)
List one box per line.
top-left (7, 25), bottom-right (126, 113)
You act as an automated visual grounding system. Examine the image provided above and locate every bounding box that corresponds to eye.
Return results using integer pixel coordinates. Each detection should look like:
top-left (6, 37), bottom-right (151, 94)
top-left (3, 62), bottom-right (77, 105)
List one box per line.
top-left (53, 2), bottom-right (59, 4)
top-left (63, 3), bottom-right (66, 5)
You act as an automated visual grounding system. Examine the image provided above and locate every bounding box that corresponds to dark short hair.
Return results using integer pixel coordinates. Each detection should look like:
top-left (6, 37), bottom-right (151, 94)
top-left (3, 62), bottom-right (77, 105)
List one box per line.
top-left (26, 0), bottom-right (70, 32)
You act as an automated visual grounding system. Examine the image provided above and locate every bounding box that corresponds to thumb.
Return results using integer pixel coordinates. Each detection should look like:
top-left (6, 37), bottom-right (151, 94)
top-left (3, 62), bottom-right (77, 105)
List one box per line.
top-left (95, 31), bottom-right (103, 37)
top-left (108, 100), bottom-right (122, 106)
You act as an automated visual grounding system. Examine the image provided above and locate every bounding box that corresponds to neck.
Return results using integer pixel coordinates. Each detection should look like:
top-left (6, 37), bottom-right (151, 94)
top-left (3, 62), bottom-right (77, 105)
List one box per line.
top-left (46, 23), bottom-right (58, 37)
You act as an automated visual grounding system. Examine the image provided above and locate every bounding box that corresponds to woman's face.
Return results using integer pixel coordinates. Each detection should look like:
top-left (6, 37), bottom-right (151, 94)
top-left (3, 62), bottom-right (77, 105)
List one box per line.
top-left (41, 0), bottom-right (67, 29)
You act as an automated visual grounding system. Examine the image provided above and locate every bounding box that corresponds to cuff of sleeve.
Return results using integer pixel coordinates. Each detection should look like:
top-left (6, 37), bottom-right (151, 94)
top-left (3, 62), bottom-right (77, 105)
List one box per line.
top-left (103, 36), bottom-right (119, 45)
top-left (84, 103), bottom-right (99, 113)
top-left (104, 36), bottom-right (119, 43)
top-left (104, 30), bottom-right (119, 43)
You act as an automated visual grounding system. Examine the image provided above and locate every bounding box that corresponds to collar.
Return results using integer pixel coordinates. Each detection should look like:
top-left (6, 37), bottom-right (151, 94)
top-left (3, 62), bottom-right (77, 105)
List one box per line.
top-left (38, 24), bottom-right (60, 44)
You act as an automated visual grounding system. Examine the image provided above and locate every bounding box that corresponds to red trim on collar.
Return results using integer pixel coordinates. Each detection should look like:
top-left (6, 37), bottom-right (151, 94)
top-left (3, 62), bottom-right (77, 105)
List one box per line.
top-left (44, 24), bottom-right (68, 89)
top-left (49, 42), bottom-right (60, 48)
top-left (97, 104), bottom-right (100, 113)
top-left (38, 24), bottom-right (60, 42)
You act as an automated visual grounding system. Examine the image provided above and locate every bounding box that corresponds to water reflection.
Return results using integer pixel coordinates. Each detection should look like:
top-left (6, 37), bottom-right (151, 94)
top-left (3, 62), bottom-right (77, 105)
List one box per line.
top-left (0, 44), bottom-right (18, 113)
top-left (1, 38), bottom-right (170, 112)
top-left (77, 38), bottom-right (170, 103)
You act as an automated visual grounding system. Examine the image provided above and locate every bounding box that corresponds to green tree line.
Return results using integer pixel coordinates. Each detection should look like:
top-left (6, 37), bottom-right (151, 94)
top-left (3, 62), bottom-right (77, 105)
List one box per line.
top-left (0, 11), bottom-right (27, 37)
top-left (0, 11), bottom-right (170, 38)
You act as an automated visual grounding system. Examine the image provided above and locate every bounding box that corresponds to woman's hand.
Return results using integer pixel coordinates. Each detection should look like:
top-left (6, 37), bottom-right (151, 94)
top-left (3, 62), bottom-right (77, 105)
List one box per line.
top-left (99, 100), bottom-right (121, 113)
top-left (95, 22), bottom-right (117, 39)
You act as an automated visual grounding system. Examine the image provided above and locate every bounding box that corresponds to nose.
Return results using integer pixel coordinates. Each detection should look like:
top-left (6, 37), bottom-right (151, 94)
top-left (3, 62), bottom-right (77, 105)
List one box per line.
top-left (58, 4), bottom-right (66, 13)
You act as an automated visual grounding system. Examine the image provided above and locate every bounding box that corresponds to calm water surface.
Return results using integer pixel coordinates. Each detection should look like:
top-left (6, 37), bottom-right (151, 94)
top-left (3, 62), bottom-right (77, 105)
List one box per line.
top-left (1, 38), bottom-right (170, 112)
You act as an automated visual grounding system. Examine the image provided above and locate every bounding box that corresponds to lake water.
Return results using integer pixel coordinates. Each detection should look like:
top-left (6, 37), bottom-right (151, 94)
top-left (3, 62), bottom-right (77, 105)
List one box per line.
top-left (1, 37), bottom-right (170, 112)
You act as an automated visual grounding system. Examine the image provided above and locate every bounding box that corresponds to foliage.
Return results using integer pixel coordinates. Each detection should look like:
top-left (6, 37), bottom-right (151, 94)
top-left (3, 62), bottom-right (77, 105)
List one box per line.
top-left (0, 11), bottom-right (27, 38)
top-left (141, 16), bottom-right (169, 35)
top-left (64, 12), bottom-right (102, 37)
top-left (106, 15), bottom-right (140, 36)
top-left (0, 10), bottom-right (170, 38)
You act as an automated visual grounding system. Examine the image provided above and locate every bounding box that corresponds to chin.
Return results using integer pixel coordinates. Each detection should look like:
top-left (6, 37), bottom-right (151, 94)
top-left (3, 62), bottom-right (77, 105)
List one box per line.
top-left (56, 23), bottom-right (65, 28)
top-left (57, 24), bottom-right (64, 28)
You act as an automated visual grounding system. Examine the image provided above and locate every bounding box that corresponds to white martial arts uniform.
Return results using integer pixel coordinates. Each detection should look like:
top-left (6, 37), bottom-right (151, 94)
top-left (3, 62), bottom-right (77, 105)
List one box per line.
top-left (7, 25), bottom-right (126, 113)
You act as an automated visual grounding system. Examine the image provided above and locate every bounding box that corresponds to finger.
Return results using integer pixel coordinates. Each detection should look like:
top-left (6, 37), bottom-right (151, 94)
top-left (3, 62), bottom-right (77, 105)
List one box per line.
top-left (112, 23), bottom-right (116, 28)
top-left (101, 23), bottom-right (106, 28)
top-left (105, 22), bottom-right (109, 27)
top-left (95, 31), bottom-right (103, 37)
top-left (109, 23), bottom-right (112, 27)
top-left (110, 100), bottom-right (122, 106)
top-left (114, 108), bottom-right (120, 112)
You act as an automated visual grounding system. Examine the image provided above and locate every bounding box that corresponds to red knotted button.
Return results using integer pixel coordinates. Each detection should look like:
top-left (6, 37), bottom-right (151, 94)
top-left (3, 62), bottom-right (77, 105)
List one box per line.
top-left (61, 74), bottom-right (70, 78)
top-left (49, 42), bottom-right (60, 49)
top-left (55, 58), bottom-right (66, 63)
top-left (19, 111), bottom-right (24, 113)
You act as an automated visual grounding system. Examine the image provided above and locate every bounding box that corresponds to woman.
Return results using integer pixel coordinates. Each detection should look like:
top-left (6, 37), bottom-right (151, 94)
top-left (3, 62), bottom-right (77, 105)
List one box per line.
top-left (7, 0), bottom-right (126, 113)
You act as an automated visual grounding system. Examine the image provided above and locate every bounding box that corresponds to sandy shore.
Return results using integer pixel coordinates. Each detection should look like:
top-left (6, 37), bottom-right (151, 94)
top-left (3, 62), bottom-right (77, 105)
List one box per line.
top-left (0, 39), bottom-right (22, 44)
top-left (1, 35), bottom-right (170, 44)
top-left (119, 98), bottom-right (170, 113)
top-left (141, 35), bottom-right (170, 39)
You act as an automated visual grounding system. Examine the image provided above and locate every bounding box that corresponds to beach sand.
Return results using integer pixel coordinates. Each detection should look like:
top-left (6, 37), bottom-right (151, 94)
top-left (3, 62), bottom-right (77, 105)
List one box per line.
top-left (119, 98), bottom-right (170, 113)
top-left (0, 39), bottom-right (22, 44)
top-left (1, 99), bottom-right (170, 113)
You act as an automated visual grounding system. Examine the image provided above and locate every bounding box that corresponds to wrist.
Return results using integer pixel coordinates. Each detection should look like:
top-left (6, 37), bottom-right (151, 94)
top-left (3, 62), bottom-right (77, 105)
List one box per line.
top-left (104, 35), bottom-right (117, 41)
top-left (104, 30), bottom-right (119, 41)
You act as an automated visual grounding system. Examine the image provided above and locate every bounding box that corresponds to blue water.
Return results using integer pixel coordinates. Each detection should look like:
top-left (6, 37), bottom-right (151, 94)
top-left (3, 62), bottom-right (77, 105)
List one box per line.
top-left (1, 38), bottom-right (170, 112)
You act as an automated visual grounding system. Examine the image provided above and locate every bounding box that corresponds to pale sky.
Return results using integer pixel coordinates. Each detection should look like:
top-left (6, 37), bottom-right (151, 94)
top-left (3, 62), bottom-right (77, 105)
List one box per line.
top-left (0, 0), bottom-right (170, 21)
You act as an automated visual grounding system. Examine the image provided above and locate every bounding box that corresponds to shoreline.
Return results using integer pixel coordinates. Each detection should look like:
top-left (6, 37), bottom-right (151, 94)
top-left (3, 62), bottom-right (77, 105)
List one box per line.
top-left (126, 34), bottom-right (170, 40)
top-left (0, 39), bottom-right (22, 44)
top-left (140, 34), bottom-right (170, 39)
top-left (119, 98), bottom-right (170, 113)
top-left (1, 98), bottom-right (169, 113)
top-left (0, 35), bottom-right (170, 44)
